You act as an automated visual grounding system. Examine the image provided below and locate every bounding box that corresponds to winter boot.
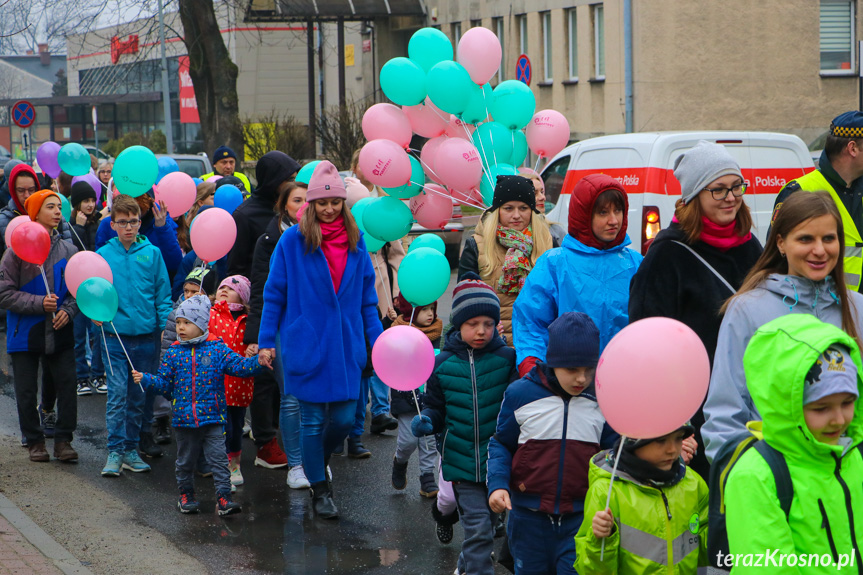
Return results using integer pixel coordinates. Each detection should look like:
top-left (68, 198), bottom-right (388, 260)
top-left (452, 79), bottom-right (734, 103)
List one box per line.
top-left (310, 481), bottom-right (339, 519)
top-left (431, 503), bottom-right (459, 545)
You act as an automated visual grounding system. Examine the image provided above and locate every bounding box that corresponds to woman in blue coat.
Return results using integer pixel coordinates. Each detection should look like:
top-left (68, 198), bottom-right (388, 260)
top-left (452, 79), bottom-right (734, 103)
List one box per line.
top-left (258, 160), bottom-right (383, 519)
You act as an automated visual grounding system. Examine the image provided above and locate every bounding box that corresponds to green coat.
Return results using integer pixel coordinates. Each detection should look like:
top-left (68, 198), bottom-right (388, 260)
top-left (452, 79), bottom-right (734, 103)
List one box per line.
top-left (725, 314), bottom-right (863, 573)
top-left (575, 451), bottom-right (709, 574)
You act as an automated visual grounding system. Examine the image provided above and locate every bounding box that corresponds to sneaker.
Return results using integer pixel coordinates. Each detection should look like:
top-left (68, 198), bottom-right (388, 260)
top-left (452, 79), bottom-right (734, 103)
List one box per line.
top-left (370, 413), bottom-right (398, 434)
top-left (153, 415), bottom-right (172, 445)
top-left (287, 465), bottom-right (311, 489)
top-left (20, 436), bottom-right (27, 448)
top-left (419, 472), bottom-right (439, 498)
top-left (254, 438), bottom-right (288, 469)
top-left (347, 436), bottom-right (371, 459)
top-left (28, 442), bottom-right (49, 462)
top-left (76, 378), bottom-right (93, 396)
top-left (216, 491), bottom-right (242, 516)
top-left (242, 419), bottom-right (251, 437)
top-left (391, 457), bottom-right (408, 490)
top-left (432, 504), bottom-right (458, 545)
top-left (93, 376), bottom-right (108, 395)
top-left (101, 451), bottom-right (123, 477)
top-left (121, 450), bottom-right (151, 473)
top-left (229, 453), bottom-right (244, 486)
top-left (177, 491), bottom-right (199, 514)
top-left (39, 405), bottom-right (56, 439)
top-left (327, 465), bottom-right (333, 482)
top-left (139, 431), bottom-right (163, 458)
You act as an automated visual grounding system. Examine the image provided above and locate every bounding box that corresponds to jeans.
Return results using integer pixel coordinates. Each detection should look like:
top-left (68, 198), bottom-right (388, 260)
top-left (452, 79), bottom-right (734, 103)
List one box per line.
top-left (12, 348), bottom-right (77, 444)
top-left (175, 424), bottom-right (231, 494)
top-left (507, 506), bottom-right (582, 575)
top-left (279, 394), bottom-right (303, 467)
top-left (453, 482), bottom-right (495, 575)
top-left (225, 406), bottom-right (245, 454)
top-left (395, 413), bottom-right (437, 475)
top-left (298, 399), bottom-right (356, 484)
top-left (73, 314), bottom-right (104, 380)
top-left (368, 373), bottom-right (390, 417)
top-left (104, 332), bottom-right (156, 453)
top-left (350, 376), bottom-right (371, 438)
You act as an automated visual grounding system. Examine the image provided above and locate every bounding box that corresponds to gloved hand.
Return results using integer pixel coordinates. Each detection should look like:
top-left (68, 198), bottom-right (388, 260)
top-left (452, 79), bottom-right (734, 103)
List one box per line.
top-left (411, 414), bottom-right (433, 437)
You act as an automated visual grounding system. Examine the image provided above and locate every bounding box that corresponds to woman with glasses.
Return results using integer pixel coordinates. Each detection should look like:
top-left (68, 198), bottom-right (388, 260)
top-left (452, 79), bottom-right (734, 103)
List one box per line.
top-left (97, 161), bottom-right (112, 186)
top-left (629, 141), bottom-right (762, 478)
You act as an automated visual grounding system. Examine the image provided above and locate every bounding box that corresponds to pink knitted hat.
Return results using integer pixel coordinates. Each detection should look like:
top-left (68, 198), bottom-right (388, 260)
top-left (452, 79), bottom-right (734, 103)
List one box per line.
top-left (306, 160), bottom-right (347, 202)
top-left (218, 275), bottom-right (251, 305)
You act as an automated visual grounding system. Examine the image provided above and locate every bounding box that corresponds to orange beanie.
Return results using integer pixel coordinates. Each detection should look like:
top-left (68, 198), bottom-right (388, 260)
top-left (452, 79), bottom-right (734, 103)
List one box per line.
top-left (24, 190), bottom-right (61, 221)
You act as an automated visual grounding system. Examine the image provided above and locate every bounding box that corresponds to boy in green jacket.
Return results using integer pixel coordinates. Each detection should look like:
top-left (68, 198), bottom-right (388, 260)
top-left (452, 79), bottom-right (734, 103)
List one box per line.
top-left (724, 314), bottom-right (863, 574)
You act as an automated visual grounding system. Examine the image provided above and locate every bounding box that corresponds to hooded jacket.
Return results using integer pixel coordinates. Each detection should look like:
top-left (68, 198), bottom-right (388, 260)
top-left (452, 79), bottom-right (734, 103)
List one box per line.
top-left (228, 151), bottom-right (301, 278)
top-left (725, 314), bottom-right (863, 574)
top-left (575, 450), bottom-right (709, 574)
top-left (0, 165), bottom-right (73, 253)
top-left (568, 174), bottom-right (629, 250)
top-left (487, 363), bottom-right (617, 515)
top-left (702, 274), bottom-right (863, 462)
top-left (420, 328), bottom-right (518, 483)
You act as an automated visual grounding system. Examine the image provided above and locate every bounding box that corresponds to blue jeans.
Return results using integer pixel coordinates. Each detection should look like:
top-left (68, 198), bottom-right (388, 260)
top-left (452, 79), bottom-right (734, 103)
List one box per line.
top-left (368, 373), bottom-right (390, 417)
top-left (508, 506), bottom-right (582, 575)
top-left (298, 399), bottom-right (356, 484)
top-left (279, 394), bottom-right (303, 467)
top-left (453, 482), bottom-right (495, 575)
top-left (73, 314), bottom-right (104, 380)
top-left (104, 332), bottom-right (157, 453)
top-left (350, 376), bottom-right (371, 437)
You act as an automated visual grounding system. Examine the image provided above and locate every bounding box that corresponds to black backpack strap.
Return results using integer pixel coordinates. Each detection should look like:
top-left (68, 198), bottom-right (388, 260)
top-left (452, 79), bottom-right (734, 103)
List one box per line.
top-left (754, 441), bottom-right (794, 519)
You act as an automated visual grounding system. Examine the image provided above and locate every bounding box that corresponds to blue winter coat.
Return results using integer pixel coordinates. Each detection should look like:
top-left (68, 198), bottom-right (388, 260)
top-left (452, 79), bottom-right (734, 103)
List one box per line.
top-left (171, 250), bottom-right (228, 301)
top-left (95, 214), bottom-right (182, 277)
top-left (97, 236), bottom-right (172, 337)
top-left (512, 234), bottom-right (643, 365)
top-left (258, 225), bottom-right (383, 403)
top-left (142, 335), bottom-right (261, 428)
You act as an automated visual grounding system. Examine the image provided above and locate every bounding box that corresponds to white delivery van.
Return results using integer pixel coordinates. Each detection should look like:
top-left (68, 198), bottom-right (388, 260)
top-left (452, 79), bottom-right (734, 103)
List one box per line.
top-left (541, 132), bottom-right (815, 254)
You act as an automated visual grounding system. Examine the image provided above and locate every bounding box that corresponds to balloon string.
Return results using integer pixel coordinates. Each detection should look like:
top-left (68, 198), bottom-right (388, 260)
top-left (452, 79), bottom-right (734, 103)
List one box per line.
top-left (600, 435), bottom-right (626, 561)
top-left (410, 152), bottom-right (444, 184)
top-left (466, 121), bottom-right (497, 192)
top-left (110, 321), bottom-right (144, 393)
top-left (373, 256), bottom-right (393, 309)
top-left (67, 224), bottom-right (86, 251)
top-left (427, 103), bottom-right (451, 125)
top-left (533, 154), bottom-right (543, 174)
top-left (101, 323), bottom-right (114, 376)
top-left (482, 106), bottom-right (500, 167)
top-left (422, 183), bottom-right (488, 211)
top-left (38, 265), bottom-right (56, 321)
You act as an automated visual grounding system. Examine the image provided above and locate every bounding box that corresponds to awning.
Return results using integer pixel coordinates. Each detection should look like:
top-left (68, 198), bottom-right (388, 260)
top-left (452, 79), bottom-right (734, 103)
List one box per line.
top-left (0, 92), bottom-right (162, 107)
top-left (246, 0), bottom-right (425, 21)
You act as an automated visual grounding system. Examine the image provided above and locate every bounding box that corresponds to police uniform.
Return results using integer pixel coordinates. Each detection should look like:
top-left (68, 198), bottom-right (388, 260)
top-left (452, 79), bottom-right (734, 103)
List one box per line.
top-left (203, 145), bottom-right (252, 196)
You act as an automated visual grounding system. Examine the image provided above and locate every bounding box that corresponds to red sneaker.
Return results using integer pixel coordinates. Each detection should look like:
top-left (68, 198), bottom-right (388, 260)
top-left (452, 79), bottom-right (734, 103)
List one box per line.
top-left (254, 438), bottom-right (288, 469)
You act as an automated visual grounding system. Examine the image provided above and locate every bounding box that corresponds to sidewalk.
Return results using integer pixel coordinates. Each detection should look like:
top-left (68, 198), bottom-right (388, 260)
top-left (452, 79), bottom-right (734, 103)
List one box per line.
top-left (0, 493), bottom-right (94, 575)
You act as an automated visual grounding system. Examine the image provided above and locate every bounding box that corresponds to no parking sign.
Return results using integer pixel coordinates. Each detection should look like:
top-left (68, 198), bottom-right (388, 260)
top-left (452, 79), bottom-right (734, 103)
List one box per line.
top-left (12, 100), bottom-right (35, 129)
top-left (515, 54), bottom-right (531, 86)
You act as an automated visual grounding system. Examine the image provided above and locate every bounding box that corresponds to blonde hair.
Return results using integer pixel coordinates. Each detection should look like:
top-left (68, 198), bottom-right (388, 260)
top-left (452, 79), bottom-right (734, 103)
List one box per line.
top-left (299, 199), bottom-right (360, 253)
top-left (478, 208), bottom-right (553, 279)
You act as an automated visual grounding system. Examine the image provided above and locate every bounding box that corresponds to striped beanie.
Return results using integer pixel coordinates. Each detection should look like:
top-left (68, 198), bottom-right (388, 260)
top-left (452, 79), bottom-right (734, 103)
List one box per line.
top-left (450, 272), bottom-right (500, 329)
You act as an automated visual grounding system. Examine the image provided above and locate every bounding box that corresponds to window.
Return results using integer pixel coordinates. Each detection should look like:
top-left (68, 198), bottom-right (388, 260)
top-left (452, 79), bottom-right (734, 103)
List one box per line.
top-left (593, 4), bottom-right (605, 79)
top-left (542, 155), bottom-right (571, 207)
top-left (471, 19), bottom-right (482, 28)
top-left (495, 17), bottom-right (505, 82)
top-left (543, 11), bottom-right (553, 82)
top-left (820, 0), bottom-right (855, 73)
top-left (452, 21), bottom-right (462, 44)
top-left (568, 9), bottom-right (578, 80)
top-left (519, 15), bottom-right (528, 55)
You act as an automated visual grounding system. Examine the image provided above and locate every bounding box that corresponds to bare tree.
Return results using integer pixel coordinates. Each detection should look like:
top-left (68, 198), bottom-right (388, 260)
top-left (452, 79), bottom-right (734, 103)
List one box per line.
top-left (0, 0), bottom-right (106, 54)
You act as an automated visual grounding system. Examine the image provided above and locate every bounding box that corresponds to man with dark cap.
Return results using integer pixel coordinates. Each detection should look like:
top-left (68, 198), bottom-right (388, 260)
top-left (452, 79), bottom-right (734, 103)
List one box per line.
top-left (202, 145), bottom-right (251, 193)
top-left (771, 111), bottom-right (863, 291)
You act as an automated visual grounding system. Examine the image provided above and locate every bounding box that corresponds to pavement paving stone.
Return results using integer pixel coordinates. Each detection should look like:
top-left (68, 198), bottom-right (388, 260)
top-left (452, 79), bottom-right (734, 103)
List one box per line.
top-left (0, 515), bottom-right (62, 574)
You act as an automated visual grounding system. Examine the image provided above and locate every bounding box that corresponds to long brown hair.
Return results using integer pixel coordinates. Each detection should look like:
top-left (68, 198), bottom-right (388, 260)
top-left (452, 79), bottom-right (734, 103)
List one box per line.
top-left (299, 199), bottom-right (360, 253)
top-left (674, 195), bottom-right (753, 244)
top-left (723, 191), bottom-right (860, 346)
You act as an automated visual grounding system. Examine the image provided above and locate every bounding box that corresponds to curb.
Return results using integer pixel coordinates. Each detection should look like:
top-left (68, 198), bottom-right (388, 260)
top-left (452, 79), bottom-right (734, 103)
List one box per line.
top-left (0, 492), bottom-right (96, 575)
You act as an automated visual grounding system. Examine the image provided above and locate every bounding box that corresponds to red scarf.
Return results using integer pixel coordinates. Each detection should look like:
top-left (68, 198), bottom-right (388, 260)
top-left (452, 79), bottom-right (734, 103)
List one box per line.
top-left (673, 215), bottom-right (751, 251)
top-left (319, 214), bottom-right (349, 292)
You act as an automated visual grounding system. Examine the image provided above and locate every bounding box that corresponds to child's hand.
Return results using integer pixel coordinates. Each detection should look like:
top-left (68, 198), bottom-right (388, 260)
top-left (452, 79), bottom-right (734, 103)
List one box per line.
top-left (91, 320), bottom-right (103, 327)
top-left (75, 212), bottom-right (88, 226)
top-left (488, 489), bottom-right (512, 514)
top-left (410, 414), bottom-right (433, 437)
top-left (681, 435), bottom-right (698, 465)
top-left (497, 322), bottom-right (505, 337)
top-left (246, 343), bottom-right (259, 358)
top-left (387, 307), bottom-right (397, 321)
top-left (592, 508), bottom-right (615, 539)
top-left (153, 200), bottom-right (168, 227)
top-left (52, 310), bottom-right (69, 330)
top-left (258, 348), bottom-right (275, 369)
top-left (132, 370), bottom-right (143, 384)
top-left (42, 294), bottom-right (58, 312)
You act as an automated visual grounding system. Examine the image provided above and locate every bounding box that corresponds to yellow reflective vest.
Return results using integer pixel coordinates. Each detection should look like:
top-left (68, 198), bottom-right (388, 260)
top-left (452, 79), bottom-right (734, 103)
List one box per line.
top-left (202, 171), bottom-right (252, 198)
top-left (791, 170), bottom-right (863, 291)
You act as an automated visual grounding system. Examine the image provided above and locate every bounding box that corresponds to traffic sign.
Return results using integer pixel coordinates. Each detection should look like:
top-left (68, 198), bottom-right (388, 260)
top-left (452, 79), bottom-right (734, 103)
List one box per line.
top-left (11, 100), bottom-right (35, 128)
top-left (515, 54), bottom-right (532, 86)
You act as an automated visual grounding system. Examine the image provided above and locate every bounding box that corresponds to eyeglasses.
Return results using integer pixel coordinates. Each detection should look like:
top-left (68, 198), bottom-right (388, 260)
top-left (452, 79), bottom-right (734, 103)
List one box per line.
top-left (114, 219), bottom-right (140, 228)
top-left (15, 187), bottom-right (36, 195)
top-left (704, 183), bottom-right (747, 201)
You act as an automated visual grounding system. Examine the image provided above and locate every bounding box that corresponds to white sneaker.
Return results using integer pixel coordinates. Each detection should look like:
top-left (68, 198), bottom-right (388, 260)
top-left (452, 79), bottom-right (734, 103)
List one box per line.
top-left (287, 465), bottom-right (311, 489)
top-left (327, 465), bottom-right (333, 482)
top-left (230, 465), bottom-right (244, 486)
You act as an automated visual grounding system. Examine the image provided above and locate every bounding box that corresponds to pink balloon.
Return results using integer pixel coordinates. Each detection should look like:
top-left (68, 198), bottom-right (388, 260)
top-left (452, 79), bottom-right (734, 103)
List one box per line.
top-left (526, 110), bottom-right (571, 159)
top-left (434, 138), bottom-right (483, 192)
top-left (403, 98), bottom-right (448, 138)
top-left (4, 215), bottom-right (29, 251)
top-left (155, 171), bottom-right (197, 216)
top-left (190, 207), bottom-right (237, 262)
top-left (444, 115), bottom-right (476, 140)
top-left (596, 318), bottom-right (710, 439)
top-left (420, 136), bottom-right (447, 183)
top-left (344, 176), bottom-right (370, 208)
top-left (372, 325), bottom-right (435, 391)
top-left (410, 185), bottom-right (453, 230)
top-left (457, 27), bottom-right (503, 85)
top-left (362, 103), bottom-right (412, 149)
top-left (358, 139), bottom-right (412, 188)
top-left (66, 251), bottom-right (113, 298)
top-left (452, 186), bottom-right (485, 208)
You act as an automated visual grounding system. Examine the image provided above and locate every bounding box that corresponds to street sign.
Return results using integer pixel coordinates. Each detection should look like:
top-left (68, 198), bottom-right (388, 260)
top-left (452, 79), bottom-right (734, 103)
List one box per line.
top-left (11, 100), bottom-right (35, 128)
top-left (516, 54), bottom-right (532, 86)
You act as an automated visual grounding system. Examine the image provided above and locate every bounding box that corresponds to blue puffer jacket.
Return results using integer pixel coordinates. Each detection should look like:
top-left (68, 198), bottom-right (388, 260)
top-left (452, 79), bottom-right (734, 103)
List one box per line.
top-left (142, 334), bottom-right (261, 428)
top-left (95, 212), bottom-right (182, 277)
top-left (512, 234), bottom-right (643, 365)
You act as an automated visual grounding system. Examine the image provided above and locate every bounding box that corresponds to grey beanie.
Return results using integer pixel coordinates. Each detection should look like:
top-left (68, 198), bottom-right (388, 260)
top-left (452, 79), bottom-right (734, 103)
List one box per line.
top-left (804, 345), bottom-right (859, 405)
top-left (673, 141), bottom-right (743, 204)
top-left (3, 159), bottom-right (23, 177)
top-left (176, 294), bottom-right (212, 334)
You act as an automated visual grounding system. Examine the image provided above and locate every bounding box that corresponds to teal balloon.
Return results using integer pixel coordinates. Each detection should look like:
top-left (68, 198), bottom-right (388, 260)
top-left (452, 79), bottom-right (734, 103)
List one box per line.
top-left (380, 57), bottom-right (427, 106)
top-left (427, 61), bottom-right (480, 116)
top-left (351, 197), bottom-right (385, 253)
top-left (398, 247), bottom-right (450, 306)
top-left (59, 194), bottom-right (71, 222)
top-left (57, 143), bottom-right (91, 177)
top-left (480, 163), bottom-right (518, 206)
top-left (472, 122), bottom-right (513, 169)
top-left (409, 233), bottom-right (446, 255)
top-left (510, 130), bottom-right (528, 166)
top-left (490, 80), bottom-right (536, 130)
top-left (384, 156), bottom-right (425, 199)
top-left (77, 277), bottom-right (118, 322)
top-left (362, 196), bottom-right (413, 242)
top-left (408, 28), bottom-right (454, 73)
top-left (296, 160), bottom-right (320, 185)
top-left (461, 83), bottom-right (493, 125)
top-left (113, 145), bottom-right (158, 198)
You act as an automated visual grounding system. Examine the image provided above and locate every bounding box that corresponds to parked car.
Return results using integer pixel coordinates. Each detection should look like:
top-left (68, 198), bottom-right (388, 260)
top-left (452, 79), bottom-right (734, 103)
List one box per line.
top-left (84, 146), bottom-right (113, 161)
top-left (542, 131), bottom-right (814, 254)
top-left (157, 153), bottom-right (212, 179)
top-left (0, 145), bottom-right (11, 164)
top-left (808, 130), bottom-right (827, 166)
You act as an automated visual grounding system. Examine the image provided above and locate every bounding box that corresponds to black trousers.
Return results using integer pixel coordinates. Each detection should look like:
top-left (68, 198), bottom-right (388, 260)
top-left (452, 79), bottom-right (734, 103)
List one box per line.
top-left (250, 368), bottom-right (280, 447)
top-left (12, 348), bottom-right (77, 444)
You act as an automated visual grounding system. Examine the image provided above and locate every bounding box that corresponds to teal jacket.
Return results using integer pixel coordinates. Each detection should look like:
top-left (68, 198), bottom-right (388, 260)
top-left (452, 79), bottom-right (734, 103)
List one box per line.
top-left (420, 328), bottom-right (518, 483)
top-left (97, 236), bottom-right (172, 337)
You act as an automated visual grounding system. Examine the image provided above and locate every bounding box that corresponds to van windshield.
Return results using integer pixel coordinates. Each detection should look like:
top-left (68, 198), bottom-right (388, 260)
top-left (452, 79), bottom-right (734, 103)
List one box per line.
top-left (542, 156), bottom-right (570, 210)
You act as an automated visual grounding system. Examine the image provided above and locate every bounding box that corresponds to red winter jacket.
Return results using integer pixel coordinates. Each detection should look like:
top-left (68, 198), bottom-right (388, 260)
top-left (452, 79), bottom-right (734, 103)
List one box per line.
top-left (209, 299), bottom-right (253, 406)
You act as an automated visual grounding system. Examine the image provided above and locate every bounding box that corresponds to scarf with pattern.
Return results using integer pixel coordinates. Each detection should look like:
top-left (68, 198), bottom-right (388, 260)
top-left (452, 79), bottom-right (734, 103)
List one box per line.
top-left (496, 225), bottom-right (534, 294)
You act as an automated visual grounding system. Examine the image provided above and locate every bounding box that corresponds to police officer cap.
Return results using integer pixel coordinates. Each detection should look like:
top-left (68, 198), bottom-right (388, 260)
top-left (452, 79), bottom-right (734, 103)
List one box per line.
top-left (830, 111), bottom-right (863, 138)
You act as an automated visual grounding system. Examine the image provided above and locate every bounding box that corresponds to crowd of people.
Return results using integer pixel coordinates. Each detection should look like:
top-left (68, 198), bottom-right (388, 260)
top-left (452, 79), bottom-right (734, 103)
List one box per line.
top-left (2, 110), bottom-right (863, 573)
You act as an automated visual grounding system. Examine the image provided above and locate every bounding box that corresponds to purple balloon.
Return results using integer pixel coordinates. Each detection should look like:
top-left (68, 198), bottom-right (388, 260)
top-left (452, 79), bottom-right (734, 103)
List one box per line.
top-left (36, 141), bottom-right (61, 179)
top-left (71, 171), bottom-right (104, 203)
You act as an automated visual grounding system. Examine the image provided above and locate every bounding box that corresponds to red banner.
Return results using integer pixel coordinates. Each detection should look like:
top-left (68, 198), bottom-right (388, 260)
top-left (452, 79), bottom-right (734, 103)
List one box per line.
top-left (178, 56), bottom-right (200, 124)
